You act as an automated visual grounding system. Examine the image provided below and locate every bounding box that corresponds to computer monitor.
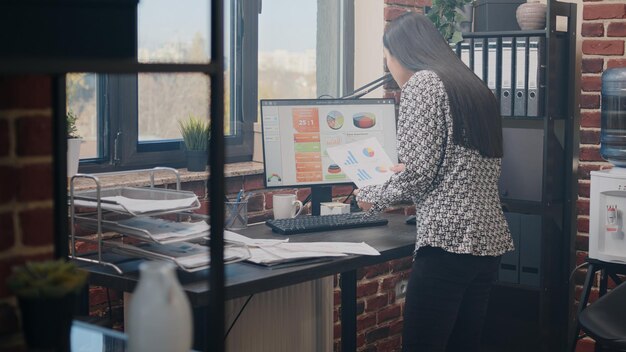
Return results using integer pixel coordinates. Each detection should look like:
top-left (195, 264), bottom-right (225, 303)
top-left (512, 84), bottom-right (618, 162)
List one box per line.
top-left (260, 98), bottom-right (398, 214)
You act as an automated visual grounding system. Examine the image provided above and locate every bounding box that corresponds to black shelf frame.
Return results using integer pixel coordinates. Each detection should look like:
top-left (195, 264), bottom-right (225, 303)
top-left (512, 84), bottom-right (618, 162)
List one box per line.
top-left (1, 1), bottom-right (228, 351)
top-left (454, 1), bottom-right (578, 351)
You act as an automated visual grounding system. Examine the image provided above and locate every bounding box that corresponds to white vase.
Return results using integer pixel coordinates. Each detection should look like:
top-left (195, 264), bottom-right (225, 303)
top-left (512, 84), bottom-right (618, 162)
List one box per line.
top-left (127, 261), bottom-right (193, 352)
top-left (67, 138), bottom-right (81, 177)
top-left (516, 0), bottom-right (547, 30)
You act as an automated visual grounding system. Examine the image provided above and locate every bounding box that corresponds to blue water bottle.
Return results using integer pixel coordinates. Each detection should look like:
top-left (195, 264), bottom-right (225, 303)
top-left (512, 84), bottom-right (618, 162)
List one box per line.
top-left (601, 68), bottom-right (626, 167)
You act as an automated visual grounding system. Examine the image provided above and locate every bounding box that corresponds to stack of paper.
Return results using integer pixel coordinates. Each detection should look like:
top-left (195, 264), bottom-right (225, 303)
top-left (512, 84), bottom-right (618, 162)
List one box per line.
top-left (223, 232), bottom-right (380, 266)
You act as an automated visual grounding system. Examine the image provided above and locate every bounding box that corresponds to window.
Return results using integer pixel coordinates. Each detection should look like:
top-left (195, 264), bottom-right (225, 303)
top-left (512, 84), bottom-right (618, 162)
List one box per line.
top-left (67, 0), bottom-right (352, 172)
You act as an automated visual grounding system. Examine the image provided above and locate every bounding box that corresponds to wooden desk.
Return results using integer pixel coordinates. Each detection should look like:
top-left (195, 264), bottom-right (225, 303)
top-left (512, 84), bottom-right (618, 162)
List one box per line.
top-left (77, 213), bottom-right (416, 352)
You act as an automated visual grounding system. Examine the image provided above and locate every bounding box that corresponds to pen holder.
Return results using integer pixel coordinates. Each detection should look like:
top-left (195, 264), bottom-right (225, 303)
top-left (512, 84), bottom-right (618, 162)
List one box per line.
top-left (225, 201), bottom-right (248, 230)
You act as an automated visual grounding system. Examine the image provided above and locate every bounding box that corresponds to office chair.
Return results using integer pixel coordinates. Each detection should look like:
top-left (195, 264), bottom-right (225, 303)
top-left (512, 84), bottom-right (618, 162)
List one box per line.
top-left (578, 281), bottom-right (626, 351)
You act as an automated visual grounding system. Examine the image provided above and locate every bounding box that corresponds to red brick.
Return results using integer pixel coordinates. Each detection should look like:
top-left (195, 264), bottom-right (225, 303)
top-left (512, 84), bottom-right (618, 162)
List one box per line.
top-left (246, 193), bottom-right (264, 212)
top-left (385, 0), bottom-right (429, 6)
top-left (389, 319), bottom-right (403, 335)
top-left (0, 119), bottom-right (9, 157)
top-left (225, 176), bottom-right (243, 195)
top-left (377, 305), bottom-right (401, 323)
top-left (357, 313), bottom-right (377, 331)
top-left (296, 188), bottom-right (311, 203)
top-left (577, 218), bottom-right (590, 234)
top-left (243, 174), bottom-right (264, 191)
top-left (578, 199), bottom-right (590, 216)
top-left (575, 232), bottom-right (589, 251)
top-left (0, 76), bottom-right (52, 110)
top-left (575, 285), bottom-right (599, 304)
top-left (578, 163), bottom-right (605, 179)
top-left (384, 7), bottom-right (412, 21)
top-left (582, 58), bottom-right (604, 73)
top-left (377, 335), bottom-right (402, 352)
top-left (579, 182), bottom-right (590, 198)
top-left (583, 4), bottom-right (626, 20)
top-left (390, 256), bottom-right (412, 272)
top-left (357, 333), bottom-right (366, 348)
top-left (607, 58), bottom-right (626, 69)
top-left (580, 94), bottom-right (600, 109)
top-left (576, 251), bottom-right (589, 267)
top-left (381, 276), bottom-right (399, 290)
top-left (580, 146), bottom-right (603, 162)
top-left (366, 294), bottom-right (389, 312)
top-left (180, 180), bottom-right (206, 199)
top-left (581, 23), bottom-right (604, 37)
top-left (581, 111), bottom-right (600, 128)
top-left (365, 325), bottom-right (390, 343)
top-left (0, 213), bottom-right (15, 251)
top-left (17, 163), bottom-right (53, 201)
top-left (357, 281), bottom-right (379, 298)
top-left (333, 323), bottom-right (341, 339)
top-left (581, 75), bottom-right (602, 92)
top-left (580, 129), bottom-right (600, 145)
top-left (16, 115), bottom-right (52, 156)
top-left (0, 166), bottom-right (17, 203)
top-left (582, 40), bottom-right (625, 56)
top-left (0, 253), bottom-right (54, 298)
top-left (364, 262), bottom-right (391, 279)
top-left (19, 208), bottom-right (53, 246)
top-left (334, 289), bottom-right (341, 305)
top-left (607, 22), bottom-right (626, 37)
top-left (332, 184), bottom-right (354, 197)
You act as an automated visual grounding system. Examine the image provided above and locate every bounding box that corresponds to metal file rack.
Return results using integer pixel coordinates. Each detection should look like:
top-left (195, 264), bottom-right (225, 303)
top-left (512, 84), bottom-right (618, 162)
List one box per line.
top-left (68, 167), bottom-right (249, 273)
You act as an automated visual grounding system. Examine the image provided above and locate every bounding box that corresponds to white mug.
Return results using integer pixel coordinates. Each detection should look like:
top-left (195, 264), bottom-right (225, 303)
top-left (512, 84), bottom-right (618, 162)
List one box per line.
top-left (273, 194), bottom-right (303, 219)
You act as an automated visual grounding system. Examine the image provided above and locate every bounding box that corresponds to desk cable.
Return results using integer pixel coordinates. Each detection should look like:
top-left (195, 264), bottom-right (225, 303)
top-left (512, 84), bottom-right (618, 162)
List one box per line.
top-left (224, 294), bottom-right (255, 341)
top-left (569, 262), bottom-right (589, 284)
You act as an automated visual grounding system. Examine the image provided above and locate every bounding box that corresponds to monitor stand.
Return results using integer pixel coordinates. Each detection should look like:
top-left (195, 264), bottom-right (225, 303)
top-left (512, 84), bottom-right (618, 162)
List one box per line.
top-left (311, 185), bottom-right (333, 216)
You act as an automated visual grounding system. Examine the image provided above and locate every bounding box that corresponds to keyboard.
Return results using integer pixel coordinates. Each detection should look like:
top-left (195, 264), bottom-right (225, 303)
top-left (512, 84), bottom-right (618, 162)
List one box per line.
top-left (265, 213), bottom-right (388, 235)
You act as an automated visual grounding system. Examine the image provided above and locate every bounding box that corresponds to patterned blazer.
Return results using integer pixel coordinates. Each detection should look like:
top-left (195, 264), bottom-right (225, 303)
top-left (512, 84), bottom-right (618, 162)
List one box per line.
top-left (357, 70), bottom-right (514, 257)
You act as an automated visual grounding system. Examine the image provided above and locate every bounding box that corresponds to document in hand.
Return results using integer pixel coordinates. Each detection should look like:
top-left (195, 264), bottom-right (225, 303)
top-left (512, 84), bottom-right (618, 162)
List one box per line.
top-left (326, 137), bottom-right (395, 188)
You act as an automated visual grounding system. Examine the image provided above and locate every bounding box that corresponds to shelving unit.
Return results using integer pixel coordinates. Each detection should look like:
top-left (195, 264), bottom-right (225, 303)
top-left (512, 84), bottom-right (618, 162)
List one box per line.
top-left (453, 1), bottom-right (578, 350)
top-left (68, 168), bottom-right (247, 274)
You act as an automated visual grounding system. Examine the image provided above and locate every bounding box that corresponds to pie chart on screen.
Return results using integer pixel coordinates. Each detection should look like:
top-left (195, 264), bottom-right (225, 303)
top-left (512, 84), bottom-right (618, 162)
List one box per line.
top-left (362, 147), bottom-right (375, 157)
top-left (328, 164), bottom-right (342, 174)
top-left (353, 112), bottom-right (376, 129)
top-left (326, 111), bottom-right (344, 130)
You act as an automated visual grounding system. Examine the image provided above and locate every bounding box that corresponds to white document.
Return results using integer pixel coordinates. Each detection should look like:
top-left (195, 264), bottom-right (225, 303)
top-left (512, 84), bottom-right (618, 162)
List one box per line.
top-left (97, 195), bottom-right (198, 214)
top-left (223, 230), bottom-right (288, 247)
top-left (246, 246), bottom-right (346, 265)
top-left (326, 137), bottom-right (395, 188)
top-left (278, 242), bottom-right (380, 256)
top-left (118, 217), bottom-right (209, 241)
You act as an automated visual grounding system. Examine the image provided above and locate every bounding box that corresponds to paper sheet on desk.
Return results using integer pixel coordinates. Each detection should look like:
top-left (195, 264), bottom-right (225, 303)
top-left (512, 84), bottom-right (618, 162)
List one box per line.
top-left (99, 196), bottom-right (198, 214)
top-left (326, 137), bottom-right (395, 188)
top-left (223, 230), bottom-right (288, 247)
top-left (279, 242), bottom-right (380, 256)
top-left (246, 246), bottom-right (346, 265)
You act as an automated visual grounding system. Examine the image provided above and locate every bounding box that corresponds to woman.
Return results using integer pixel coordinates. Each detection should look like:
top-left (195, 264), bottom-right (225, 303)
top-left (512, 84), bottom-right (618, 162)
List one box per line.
top-left (355, 13), bottom-right (514, 352)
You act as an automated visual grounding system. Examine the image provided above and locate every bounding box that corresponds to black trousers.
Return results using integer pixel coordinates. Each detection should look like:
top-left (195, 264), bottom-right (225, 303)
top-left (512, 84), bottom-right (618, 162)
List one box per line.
top-left (402, 246), bottom-right (501, 352)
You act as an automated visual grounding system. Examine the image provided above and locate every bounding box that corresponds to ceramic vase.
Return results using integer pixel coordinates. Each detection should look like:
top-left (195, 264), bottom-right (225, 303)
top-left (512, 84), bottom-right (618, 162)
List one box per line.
top-left (67, 138), bottom-right (81, 177)
top-left (516, 0), bottom-right (547, 30)
top-left (127, 261), bottom-right (192, 352)
top-left (185, 150), bottom-right (208, 172)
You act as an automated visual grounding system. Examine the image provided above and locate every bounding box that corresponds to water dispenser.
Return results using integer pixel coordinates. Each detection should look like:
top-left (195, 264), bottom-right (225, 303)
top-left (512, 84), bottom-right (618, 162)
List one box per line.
top-left (590, 68), bottom-right (626, 263)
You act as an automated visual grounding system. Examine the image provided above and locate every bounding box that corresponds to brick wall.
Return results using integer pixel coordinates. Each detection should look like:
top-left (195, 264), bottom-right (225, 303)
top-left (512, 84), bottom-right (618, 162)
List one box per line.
top-left (0, 76), bottom-right (56, 349)
top-left (576, 1), bottom-right (626, 351)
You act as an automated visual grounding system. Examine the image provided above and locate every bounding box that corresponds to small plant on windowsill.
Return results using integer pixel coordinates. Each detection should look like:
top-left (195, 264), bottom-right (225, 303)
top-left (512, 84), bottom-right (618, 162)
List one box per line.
top-left (7, 259), bottom-right (88, 351)
top-left (179, 115), bottom-right (210, 172)
top-left (67, 110), bottom-right (82, 178)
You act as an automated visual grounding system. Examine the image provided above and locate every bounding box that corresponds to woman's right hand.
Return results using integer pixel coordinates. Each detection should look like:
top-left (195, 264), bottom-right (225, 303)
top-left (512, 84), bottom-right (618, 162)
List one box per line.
top-left (391, 163), bottom-right (405, 173)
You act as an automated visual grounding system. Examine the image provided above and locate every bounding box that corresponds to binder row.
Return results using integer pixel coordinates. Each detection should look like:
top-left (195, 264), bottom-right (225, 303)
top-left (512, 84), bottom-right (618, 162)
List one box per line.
top-left (454, 36), bottom-right (545, 118)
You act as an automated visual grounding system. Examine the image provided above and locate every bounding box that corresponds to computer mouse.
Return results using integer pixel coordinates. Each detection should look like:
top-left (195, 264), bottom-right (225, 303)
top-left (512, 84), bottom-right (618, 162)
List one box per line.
top-left (405, 215), bottom-right (416, 225)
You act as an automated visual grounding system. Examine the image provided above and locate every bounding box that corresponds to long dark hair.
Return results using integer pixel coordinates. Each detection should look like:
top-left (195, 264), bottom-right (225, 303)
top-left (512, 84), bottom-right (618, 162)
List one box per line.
top-left (383, 12), bottom-right (503, 158)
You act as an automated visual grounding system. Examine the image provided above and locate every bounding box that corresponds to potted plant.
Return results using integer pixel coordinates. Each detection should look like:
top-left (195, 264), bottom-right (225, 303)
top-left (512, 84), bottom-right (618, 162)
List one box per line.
top-left (67, 110), bottom-right (81, 177)
top-left (7, 259), bottom-right (88, 351)
top-left (427, 0), bottom-right (474, 44)
top-left (179, 115), bottom-right (210, 172)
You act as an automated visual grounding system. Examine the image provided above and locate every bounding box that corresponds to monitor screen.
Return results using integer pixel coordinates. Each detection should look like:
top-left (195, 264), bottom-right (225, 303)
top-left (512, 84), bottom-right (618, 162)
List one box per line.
top-left (260, 98), bottom-right (398, 188)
